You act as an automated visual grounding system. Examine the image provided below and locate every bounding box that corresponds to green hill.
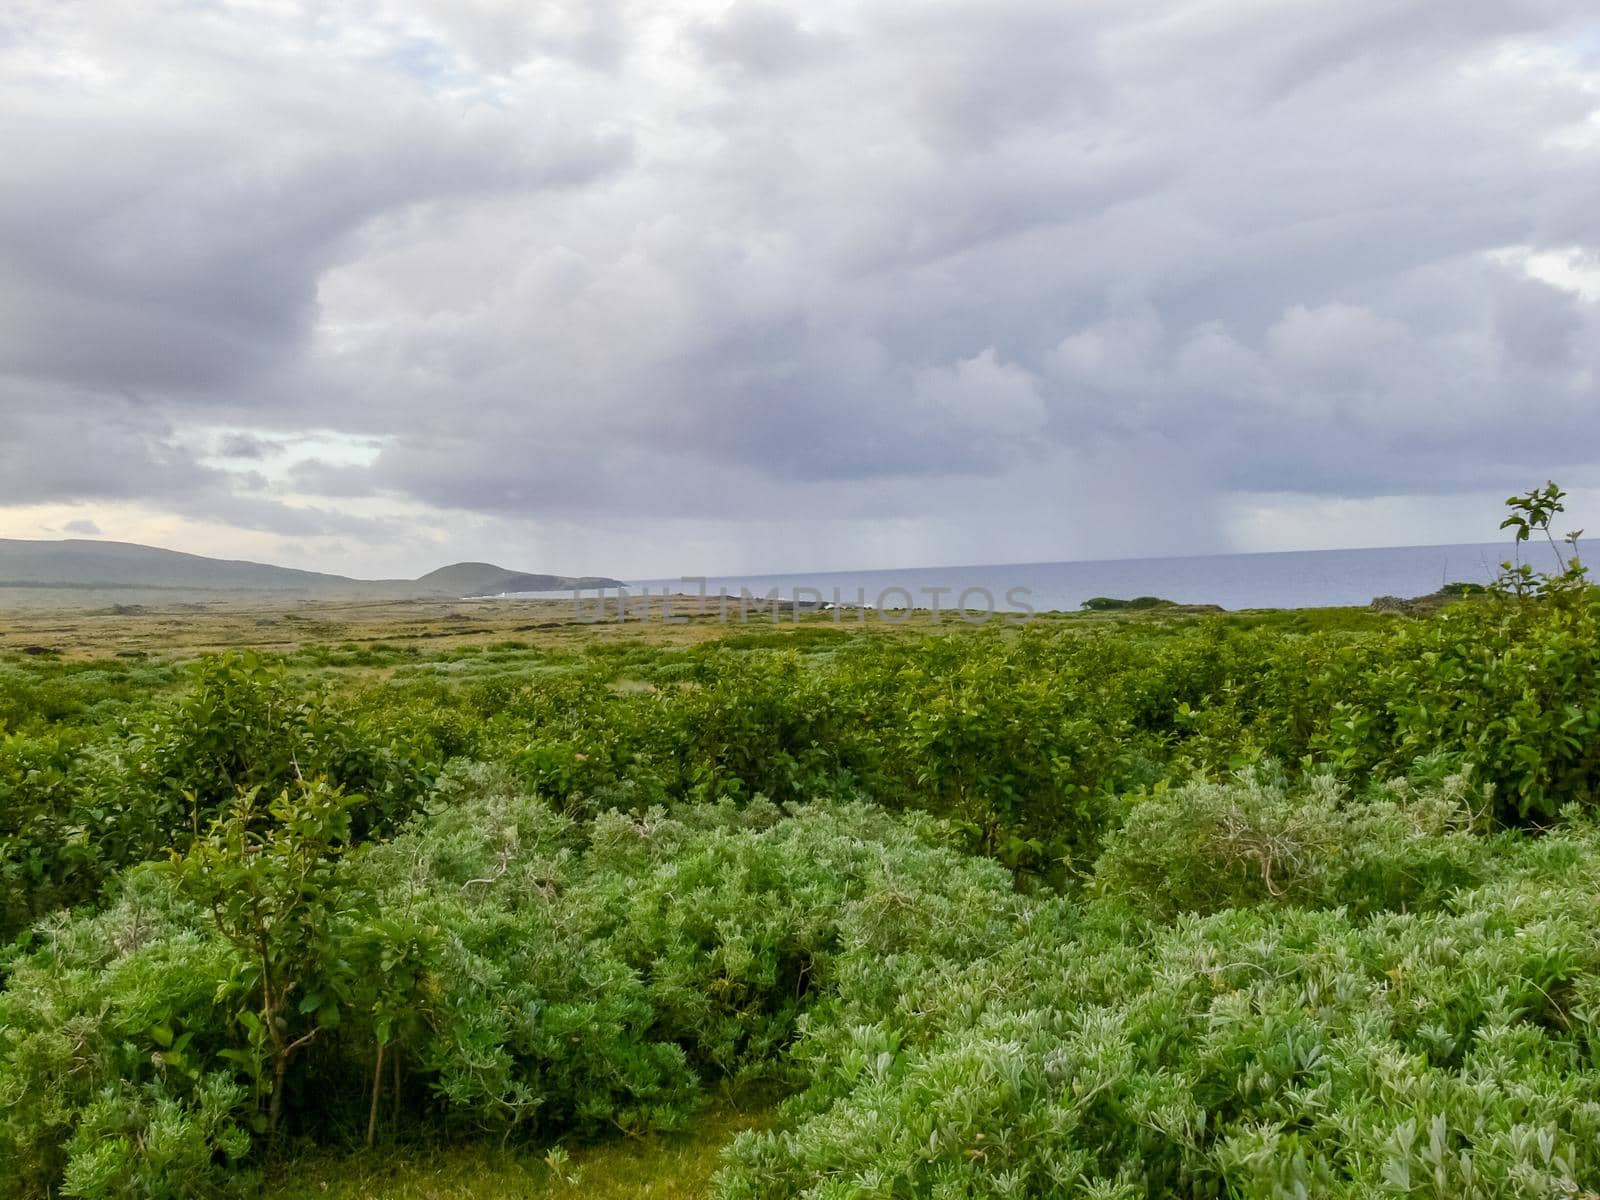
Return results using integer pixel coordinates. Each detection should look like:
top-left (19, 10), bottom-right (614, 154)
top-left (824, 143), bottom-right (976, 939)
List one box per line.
top-left (0, 538), bottom-right (621, 602)
top-left (411, 562), bottom-right (621, 596)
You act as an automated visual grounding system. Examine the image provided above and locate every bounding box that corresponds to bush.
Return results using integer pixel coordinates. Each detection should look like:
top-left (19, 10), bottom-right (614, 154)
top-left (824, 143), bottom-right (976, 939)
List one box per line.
top-left (1093, 762), bottom-right (1491, 917)
top-left (0, 731), bottom-right (115, 940)
top-left (1316, 583), bottom-right (1600, 821)
top-left (350, 767), bottom-right (1018, 1132)
top-left (0, 655), bottom-right (439, 944)
top-left (0, 871), bottom-right (255, 1198)
top-left (0, 766), bottom-right (1023, 1194)
top-left (716, 824), bottom-right (1600, 1199)
top-left (60, 1075), bottom-right (255, 1200)
top-left (1314, 482), bottom-right (1600, 822)
top-left (133, 653), bottom-right (432, 841)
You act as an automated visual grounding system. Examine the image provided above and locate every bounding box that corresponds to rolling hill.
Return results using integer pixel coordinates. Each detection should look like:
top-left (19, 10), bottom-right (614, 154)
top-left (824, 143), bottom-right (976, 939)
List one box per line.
top-left (410, 562), bottom-right (622, 596)
top-left (0, 538), bottom-right (621, 602)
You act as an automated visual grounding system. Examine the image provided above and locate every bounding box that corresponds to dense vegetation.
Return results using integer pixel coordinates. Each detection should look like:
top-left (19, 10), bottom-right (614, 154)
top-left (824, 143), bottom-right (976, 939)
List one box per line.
top-left (4, 488), bottom-right (1600, 1197)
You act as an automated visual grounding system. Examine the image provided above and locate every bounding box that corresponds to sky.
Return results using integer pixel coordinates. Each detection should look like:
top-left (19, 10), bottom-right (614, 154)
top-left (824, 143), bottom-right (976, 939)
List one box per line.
top-left (1, 0), bottom-right (1598, 580)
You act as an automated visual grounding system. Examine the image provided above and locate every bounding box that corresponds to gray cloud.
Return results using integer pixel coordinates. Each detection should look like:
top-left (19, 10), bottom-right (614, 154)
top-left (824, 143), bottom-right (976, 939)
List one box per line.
top-left (0, 0), bottom-right (1597, 574)
top-left (0, 2), bottom-right (631, 401)
top-left (215, 433), bottom-right (280, 461)
top-left (690, 3), bottom-right (844, 76)
top-left (0, 389), bottom-right (220, 505)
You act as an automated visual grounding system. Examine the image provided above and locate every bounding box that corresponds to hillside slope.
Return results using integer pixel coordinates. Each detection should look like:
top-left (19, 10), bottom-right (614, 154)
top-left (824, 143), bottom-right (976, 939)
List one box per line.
top-left (0, 539), bottom-right (620, 601)
top-left (412, 562), bottom-right (622, 595)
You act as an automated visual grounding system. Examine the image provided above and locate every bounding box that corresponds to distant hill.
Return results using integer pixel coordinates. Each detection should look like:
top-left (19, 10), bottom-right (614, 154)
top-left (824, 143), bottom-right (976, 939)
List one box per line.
top-left (411, 562), bottom-right (621, 596)
top-left (0, 538), bottom-right (621, 602)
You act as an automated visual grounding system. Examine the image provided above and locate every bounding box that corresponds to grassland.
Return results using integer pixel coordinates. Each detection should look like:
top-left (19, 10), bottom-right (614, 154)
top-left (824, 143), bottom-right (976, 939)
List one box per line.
top-left (0, 593), bottom-right (1001, 661)
top-left (0, 587), bottom-right (1393, 664)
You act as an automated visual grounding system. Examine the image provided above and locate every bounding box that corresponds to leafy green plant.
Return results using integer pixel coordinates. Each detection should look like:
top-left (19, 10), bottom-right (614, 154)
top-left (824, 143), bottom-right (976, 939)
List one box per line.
top-left (1093, 761), bottom-right (1490, 917)
top-left (1310, 483), bottom-right (1600, 820)
top-left (0, 730), bottom-right (113, 941)
top-left (138, 653), bottom-right (430, 841)
top-left (0, 869), bottom-right (255, 1198)
top-left (716, 816), bottom-right (1600, 1200)
top-left (60, 1075), bottom-right (255, 1200)
top-left (170, 780), bottom-right (366, 1133)
top-left (1497, 479), bottom-right (1586, 597)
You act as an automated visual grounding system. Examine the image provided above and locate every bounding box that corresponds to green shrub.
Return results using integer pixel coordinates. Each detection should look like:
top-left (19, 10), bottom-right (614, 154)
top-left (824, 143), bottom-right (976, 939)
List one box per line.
top-left (1093, 762), bottom-right (1491, 917)
top-left (134, 653), bottom-right (432, 840)
top-left (350, 766), bottom-right (1017, 1127)
top-left (0, 731), bottom-right (112, 940)
top-left (170, 779), bottom-right (367, 1134)
top-left (0, 871), bottom-right (254, 1198)
top-left (717, 826), bottom-right (1600, 1199)
top-left (1316, 584), bottom-right (1600, 821)
top-left (60, 1075), bottom-right (255, 1200)
top-left (0, 654), bottom-right (438, 944)
top-left (1314, 483), bottom-right (1600, 822)
top-left (0, 764), bottom-right (1025, 1194)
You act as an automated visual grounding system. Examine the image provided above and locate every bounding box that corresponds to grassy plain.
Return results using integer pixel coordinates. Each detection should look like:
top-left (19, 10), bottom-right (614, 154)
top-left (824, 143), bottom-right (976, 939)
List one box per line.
top-left (0, 589), bottom-right (1387, 663)
top-left (0, 594), bottom-right (957, 661)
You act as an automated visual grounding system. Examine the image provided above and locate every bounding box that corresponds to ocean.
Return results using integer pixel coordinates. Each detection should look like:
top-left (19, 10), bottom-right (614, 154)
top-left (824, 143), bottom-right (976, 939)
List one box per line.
top-left (510, 540), bottom-right (1584, 614)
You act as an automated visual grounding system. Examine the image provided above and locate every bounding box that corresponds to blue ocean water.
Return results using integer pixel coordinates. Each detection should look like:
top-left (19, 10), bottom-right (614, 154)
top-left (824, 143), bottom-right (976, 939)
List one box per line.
top-left (513, 541), bottom-right (1584, 614)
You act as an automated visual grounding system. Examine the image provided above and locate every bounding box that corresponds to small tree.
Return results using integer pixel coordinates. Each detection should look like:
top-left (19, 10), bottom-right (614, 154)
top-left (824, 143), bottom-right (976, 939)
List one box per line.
top-left (170, 780), bottom-right (365, 1134)
top-left (1497, 480), bottom-right (1587, 597)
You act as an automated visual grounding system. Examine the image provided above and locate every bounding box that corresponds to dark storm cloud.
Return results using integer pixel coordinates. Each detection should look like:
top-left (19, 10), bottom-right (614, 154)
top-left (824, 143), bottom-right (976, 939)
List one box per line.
top-left (0, 0), bottom-right (1597, 571)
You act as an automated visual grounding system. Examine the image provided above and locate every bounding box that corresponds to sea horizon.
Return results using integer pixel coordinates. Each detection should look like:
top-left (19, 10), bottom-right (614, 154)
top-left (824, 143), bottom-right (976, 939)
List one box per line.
top-left (503, 538), bottom-right (1588, 614)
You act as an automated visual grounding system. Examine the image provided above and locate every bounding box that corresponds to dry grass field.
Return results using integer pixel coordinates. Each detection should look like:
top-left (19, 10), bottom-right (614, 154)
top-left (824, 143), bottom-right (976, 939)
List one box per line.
top-left (0, 594), bottom-right (907, 660)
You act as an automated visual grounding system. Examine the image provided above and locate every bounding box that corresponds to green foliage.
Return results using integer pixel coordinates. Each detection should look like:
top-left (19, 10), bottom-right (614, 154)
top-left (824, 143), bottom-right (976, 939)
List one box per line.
top-left (170, 780), bottom-right (367, 1133)
top-left (1315, 580), bottom-right (1600, 820)
top-left (61, 1075), bottom-right (255, 1200)
top-left (0, 730), bottom-right (115, 938)
top-left (870, 634), bottom-right (1114, 869)
top-left (1497, 480), bottom-right (1586, 597)
top-left (0, 871), bottom-right (256, 1198)
top-left (1092, 762), bottom-right (1491, 918)
top-left (0, 653), bottom-right (434, 943)
top-left (1, 767), bottom-right (1016, 1194)
top-left (136, 653), bottom-right (431, 841)
top-left (8, 481), bottom-right (1600, 1196)
top-left (715, 802), bottom-right (1600, 1199)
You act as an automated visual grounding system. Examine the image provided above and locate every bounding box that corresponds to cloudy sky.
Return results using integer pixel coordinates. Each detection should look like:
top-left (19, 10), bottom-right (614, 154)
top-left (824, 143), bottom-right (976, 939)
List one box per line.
top-left (1, 0), bottom-right (1598, 579)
